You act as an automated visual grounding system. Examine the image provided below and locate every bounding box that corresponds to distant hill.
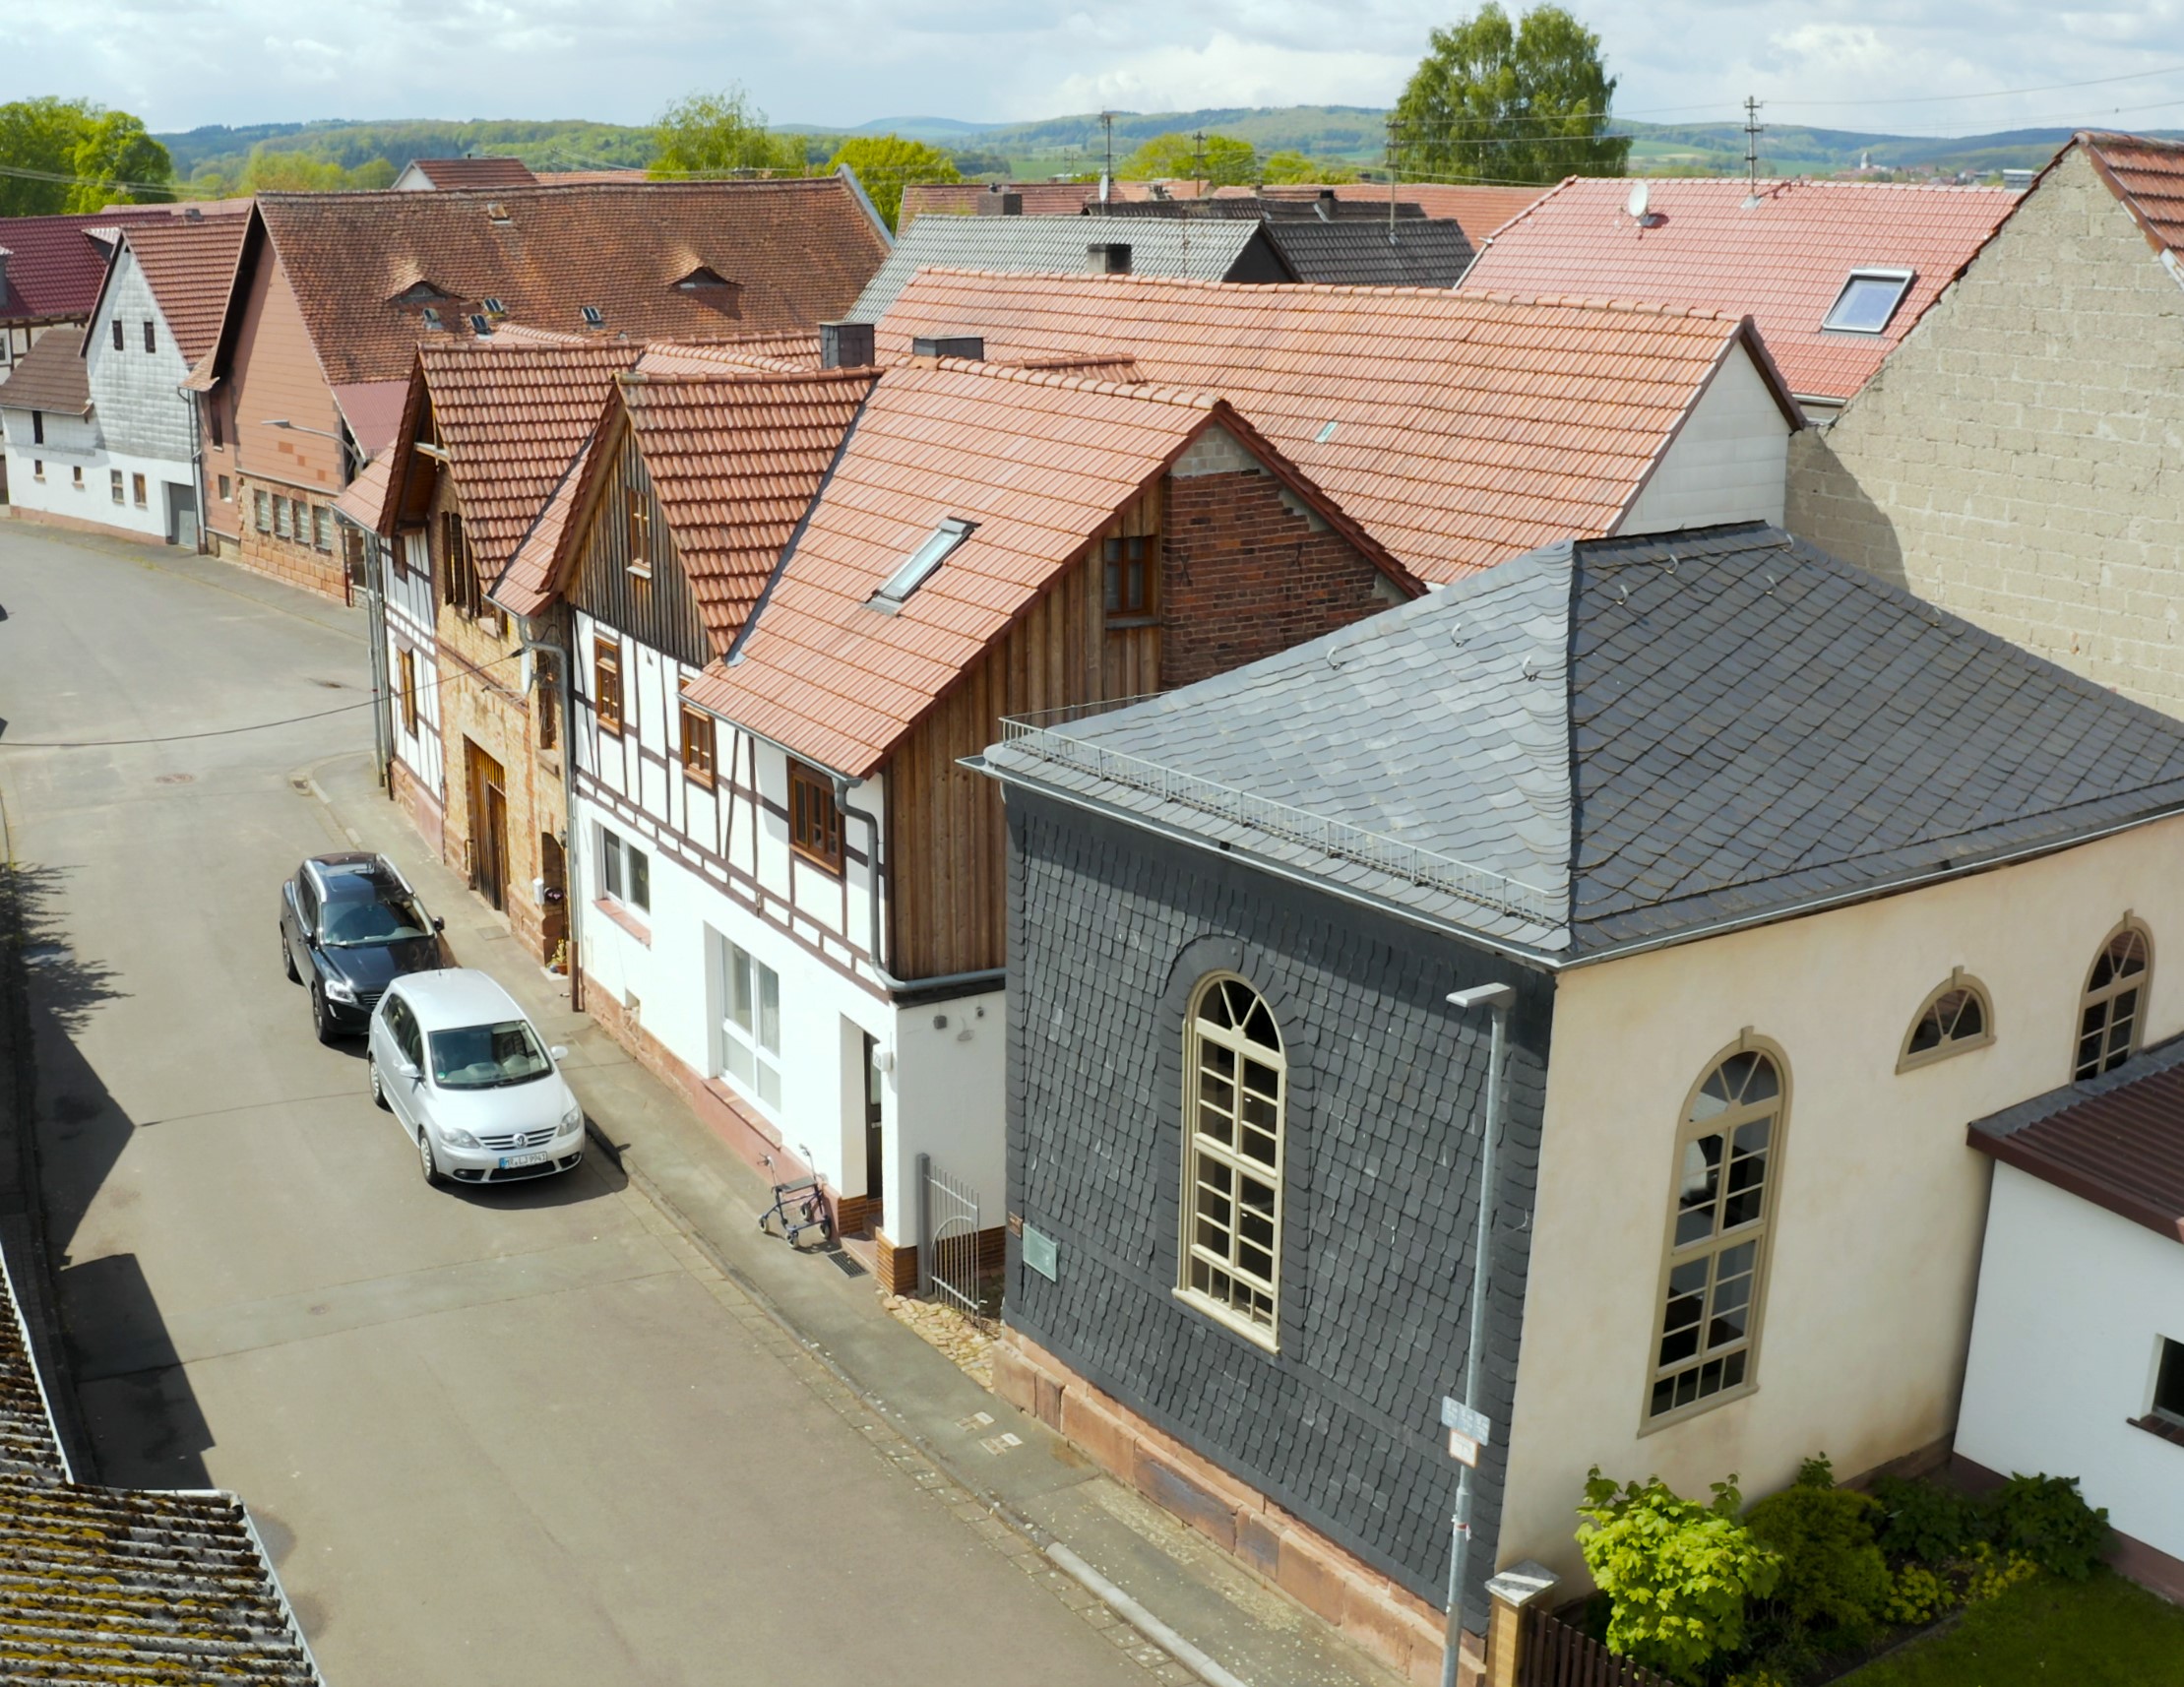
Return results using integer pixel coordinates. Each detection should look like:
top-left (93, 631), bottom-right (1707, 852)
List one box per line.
top-left (154, 108), bottom-right (2183, 191)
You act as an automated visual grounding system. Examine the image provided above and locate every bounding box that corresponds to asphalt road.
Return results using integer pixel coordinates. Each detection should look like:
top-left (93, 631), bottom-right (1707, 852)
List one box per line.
top-left (0, 523), bottom-right (1154, 1687)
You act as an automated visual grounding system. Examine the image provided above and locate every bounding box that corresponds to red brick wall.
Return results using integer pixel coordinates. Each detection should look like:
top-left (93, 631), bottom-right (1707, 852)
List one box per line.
top-left (1160, 469), bottom-right (1399, 691)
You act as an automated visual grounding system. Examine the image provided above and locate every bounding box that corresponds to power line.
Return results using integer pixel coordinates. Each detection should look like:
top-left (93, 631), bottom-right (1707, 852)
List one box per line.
top-left (0, 649), bottom-right (524, 750)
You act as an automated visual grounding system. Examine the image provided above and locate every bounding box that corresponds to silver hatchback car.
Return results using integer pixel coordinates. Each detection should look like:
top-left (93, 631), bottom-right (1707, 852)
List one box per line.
top-left (367, 968), bottom-right (586, 1187)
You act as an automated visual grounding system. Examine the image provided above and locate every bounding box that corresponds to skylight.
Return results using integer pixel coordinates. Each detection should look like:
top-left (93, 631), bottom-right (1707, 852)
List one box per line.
top-left (469, 314), bottom-right (493, 337)
top-left (1822, 268), bottom-right (1914, 335)
top-left (581, 305), bottom-right (605, 328)
top-left (421, 307), bottom-right (445, 331)
top-left (871, 519), bottom-right (975, 609)
top-left (482, 296), bottom-right (506, 315)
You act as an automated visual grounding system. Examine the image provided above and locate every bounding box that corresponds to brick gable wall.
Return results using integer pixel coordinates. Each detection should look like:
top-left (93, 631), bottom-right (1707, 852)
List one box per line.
top-left (1786, 147), bottom-right (2184, 714)
top-left (1160, 455), bottom-right (1398, 692)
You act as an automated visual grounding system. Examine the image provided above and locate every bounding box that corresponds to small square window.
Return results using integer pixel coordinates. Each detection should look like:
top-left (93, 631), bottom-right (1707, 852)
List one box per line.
top-left (71, 466), bottom-right (83, 489)
top-left (2154, 1338), bottom-right (2184, 1427)
top-left (1823, 269), bottom-right (1914, 335)
top-left (1103, 532), bottom-right (1155, 617)
top-left (593, 636), bottom-right (624, 734)
top-left (218, 473), bottom-right (231, 501)
top-left (680, 703), bottom-right (717, 786)
top-left (110, 469), bottom-right (125, 504)
top-left (788, 760), bottom-right (843, 872)
top-left (31, 460), bottom-right (43, 481)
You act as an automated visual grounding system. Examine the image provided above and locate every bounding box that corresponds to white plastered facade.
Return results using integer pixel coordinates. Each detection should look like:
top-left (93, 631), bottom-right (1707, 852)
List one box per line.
top-left (568, 608), bottom-right (1008, 1236)
top-left (1617, 341), bottom-right (1792, 538)
top-left (1958, 1163), bottom-right (2184, 1571)
top-left (1495, 814), bottom-right (2184, 1590)
top-left (385, 531), bottom-right (445, 800)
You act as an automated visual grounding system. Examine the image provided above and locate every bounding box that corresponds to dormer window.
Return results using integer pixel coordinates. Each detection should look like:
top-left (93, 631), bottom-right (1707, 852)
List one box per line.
top-left (1822, 268), bottom-right (1914, 335)
top-left (581, 305), bottom-right (605, 329)
top-left (391, 281), bottom-right (449, 308)
top-left (421, 307), bottom-right (445, 331)
top-left (871, 519), bottom-right (974, 610)
top-left (676, 266), bottom-right (732, 290)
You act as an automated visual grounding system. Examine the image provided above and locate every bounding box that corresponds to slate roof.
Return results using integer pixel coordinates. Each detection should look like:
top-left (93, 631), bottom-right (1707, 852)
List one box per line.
top-left (1281, 181), bottom-right (1548, 234)
top-left (981, 523), bottom-right (2184, 959)
top-left (896, 179), bottom-right (1547, 237)
top-left (681, 359), bottom-right (1408, 776)
top-left (2081, 131), bottom-right (2184, 255)
top-left (229, 178), bottom-right (891, 387)
top-left (0, 326), bottom-right (91, 415)
top-left (1969, 1038), bottom-right (2184, 1247)
top-left (1262, 218), bottom-right (1473, 287)
top-left (1459, 176), bottom-right (2020, 404)
top-left (900, 181), bottom-right (1163, 223)
top-left (0, 208), bottom-right (171, 326)
top-left (877, 269), bottom-right (1797, 586)
top-left (115, 210), bottom-right (250, 364)
top-left (847, 215), bottom-right (1277, 324)
top-left (0, 1245), bottom-right (323, 1682)
top-left (408, 339), bottom-right (642, 578)
top-left (405, 156), bottom-right (538, 190)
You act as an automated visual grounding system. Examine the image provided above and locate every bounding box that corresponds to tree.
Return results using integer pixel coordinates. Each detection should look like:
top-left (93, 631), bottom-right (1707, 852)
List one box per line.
top-left (825, 135), bottom-right (960, 230)
top-left (1262, 150), bottom-right (1359, 186)
top-left (1118, 131), bottom-right (1257, 187)
top-left (1395, 5), bottom-right (1631, 185)
top-left (651, 87), bottom-right (802, 180)
top-left (66, 110), bottom-right (173, 210)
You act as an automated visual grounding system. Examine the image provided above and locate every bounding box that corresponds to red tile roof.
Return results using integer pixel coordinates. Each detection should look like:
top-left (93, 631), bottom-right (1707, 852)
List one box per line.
top-left (681, 359), bottom-right (1410, 775)
top-left (2081, 132), bottom-right (2184, 256)
top-left (331, 380), bottom-right (411, 458)
top-left (409, 340), bottom-right (643, 578)
top-left (0, 208), bottom-right (175, 325)
top-left (1459, 176), bottom-right (2019, 404)
top-left (333, 450), bottom-right (395, 532)
top-left (116, 212), bottom-right (249, 365)
top-left (234, 179), bottom-right (892, 386)
top-left (877, 270), bottom-right (1794, 585)
top-left (0, 326), bottom-right (90, 414)
top-left (405, 156), bottom-right (538, 191)
top-left (618, 365), bottom-right (878, 648)
top-left (1971, 1052), bottom-right (2184, 1245)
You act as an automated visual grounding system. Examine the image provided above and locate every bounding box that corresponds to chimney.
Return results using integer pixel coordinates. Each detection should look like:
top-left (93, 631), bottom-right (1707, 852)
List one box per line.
top-left (1001, 192), bottom-right (1023, 217)
top-left (821, 320), bottom-right (876, 369)
top-left (911, 334), bottom-right (985, 361)
top-left (1087, 242), bottom-right (1133, 276)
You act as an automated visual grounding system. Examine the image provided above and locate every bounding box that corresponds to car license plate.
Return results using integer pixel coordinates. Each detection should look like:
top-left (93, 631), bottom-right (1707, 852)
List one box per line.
top-left (499, 1152), bottom-right (548, 1169)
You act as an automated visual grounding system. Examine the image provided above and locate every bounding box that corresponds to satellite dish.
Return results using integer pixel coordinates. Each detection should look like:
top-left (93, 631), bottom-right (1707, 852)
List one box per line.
top-left (1626, 180), bottom-right (1651, 221)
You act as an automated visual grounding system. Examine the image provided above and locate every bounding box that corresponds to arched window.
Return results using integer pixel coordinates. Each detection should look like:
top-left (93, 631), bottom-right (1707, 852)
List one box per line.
top-left (1180, 975), bottom-right (1285, 1343)
top-left (1649, 1039), bottom-right (1786, 1423)
top-left (2076, 920), bottom-right (2153, 1081)
top-left (1899, 968), bottom-right (1995, 1072)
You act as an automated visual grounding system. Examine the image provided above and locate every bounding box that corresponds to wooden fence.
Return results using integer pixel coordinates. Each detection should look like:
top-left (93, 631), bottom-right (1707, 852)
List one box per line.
top-left (1518, 1606), bottom-right (1672, 1687)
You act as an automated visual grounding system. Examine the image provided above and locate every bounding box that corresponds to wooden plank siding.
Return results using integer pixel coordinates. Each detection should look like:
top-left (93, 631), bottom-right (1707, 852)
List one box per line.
top-left (887, 484), bottom-right (1161, 980)
top-left (566, 424), bottom-right (710, 668)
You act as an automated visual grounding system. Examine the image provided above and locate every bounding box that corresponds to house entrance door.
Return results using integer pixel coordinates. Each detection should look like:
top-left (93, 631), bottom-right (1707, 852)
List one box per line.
top-left (863, 1032), bottom-right (885, 1213)
top-left (467, 741), bottom-right (509, 912)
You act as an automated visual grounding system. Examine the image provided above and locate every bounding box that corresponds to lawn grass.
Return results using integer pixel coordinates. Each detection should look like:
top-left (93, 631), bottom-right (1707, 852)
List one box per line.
top-left (1844, 1569), bottom-right (2184, 1686)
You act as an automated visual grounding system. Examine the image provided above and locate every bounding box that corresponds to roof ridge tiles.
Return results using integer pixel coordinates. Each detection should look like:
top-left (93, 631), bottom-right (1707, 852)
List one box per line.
top-left (914, 354), bottom-right (1215, 408)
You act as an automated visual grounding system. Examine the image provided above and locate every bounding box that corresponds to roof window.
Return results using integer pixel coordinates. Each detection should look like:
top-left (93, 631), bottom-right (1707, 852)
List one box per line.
top-left (482, 296), bottom-right (506, 315)
top-left (469, 314), bottom-right (493, 337)
top-left (421, 307), bottom-right (445, 331)
top-left (1822, 268), bottom-right (1913, 335)
top-left (1313, 420), bottom-right (1340, 444)
top-left (581, 305), bottom-right (605, 328)
top-left (871, 519), bottom-right (975, 610)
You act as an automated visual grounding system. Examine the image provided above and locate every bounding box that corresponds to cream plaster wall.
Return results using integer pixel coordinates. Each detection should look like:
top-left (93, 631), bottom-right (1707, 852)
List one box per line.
top-left (1496, 814), bottom-right (2184, 1587)
top-left (1619, 344), bottom-right (1790, 537)
top-left (1787, 146), bottom-right (2184, 716)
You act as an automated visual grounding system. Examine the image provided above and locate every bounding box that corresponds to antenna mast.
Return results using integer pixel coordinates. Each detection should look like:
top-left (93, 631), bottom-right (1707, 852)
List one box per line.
top-left (1742, 96), bottom-right (1766, 205)
top-left (1385, 115), bottom-right (1403, 236)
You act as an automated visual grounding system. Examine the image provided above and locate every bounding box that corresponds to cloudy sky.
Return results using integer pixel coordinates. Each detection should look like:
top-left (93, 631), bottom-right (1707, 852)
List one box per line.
top-left (6, 0), bottom-right (2181, 140)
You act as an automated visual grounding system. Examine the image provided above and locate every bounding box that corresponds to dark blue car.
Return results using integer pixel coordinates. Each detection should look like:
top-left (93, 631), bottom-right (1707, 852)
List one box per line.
top-left (280, 852), bottom-right (445, 1042)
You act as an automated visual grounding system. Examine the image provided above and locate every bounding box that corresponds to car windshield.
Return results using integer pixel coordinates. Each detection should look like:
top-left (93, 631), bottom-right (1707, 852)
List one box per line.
top-left (318, 889), bottom-right (431, 948)
top-left (428, 1021), bottom-right (553, 1090)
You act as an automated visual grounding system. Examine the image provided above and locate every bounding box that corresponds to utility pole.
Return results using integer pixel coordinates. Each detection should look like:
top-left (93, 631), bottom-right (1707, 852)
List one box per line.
top-left (1385, 115), bottom-right (1404, 237)
top-left (1191, 129), bottom-right (1208, 196)
top-left (1439, 981), bottom-right (1514, 1687)
top-left (1100, 110), bottom-right (1115, 186)
top-left (1742, 95), bottom-right (1766, 206)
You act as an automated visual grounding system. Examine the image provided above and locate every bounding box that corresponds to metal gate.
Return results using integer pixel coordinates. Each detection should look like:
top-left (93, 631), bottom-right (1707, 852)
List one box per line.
top-left (916, 1154), bottom-right (987, 1317)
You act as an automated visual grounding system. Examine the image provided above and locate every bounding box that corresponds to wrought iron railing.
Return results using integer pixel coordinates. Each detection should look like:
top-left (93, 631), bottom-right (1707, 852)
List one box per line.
top-left (997, 705), bottom-right (1560, 928)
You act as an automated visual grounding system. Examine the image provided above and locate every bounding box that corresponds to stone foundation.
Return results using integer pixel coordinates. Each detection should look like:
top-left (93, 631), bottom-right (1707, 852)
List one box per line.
top-left (996, 1329), bottom-right (1477, 1686)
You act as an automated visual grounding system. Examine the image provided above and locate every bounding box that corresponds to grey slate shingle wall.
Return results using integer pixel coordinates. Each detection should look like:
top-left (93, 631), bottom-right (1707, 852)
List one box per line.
top-left (1005, 793), bottom-right (1553, 1624)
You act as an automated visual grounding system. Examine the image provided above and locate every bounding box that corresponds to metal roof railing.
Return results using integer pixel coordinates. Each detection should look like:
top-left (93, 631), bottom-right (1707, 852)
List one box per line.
top-left (998, 709), bottom-right (1562, 929)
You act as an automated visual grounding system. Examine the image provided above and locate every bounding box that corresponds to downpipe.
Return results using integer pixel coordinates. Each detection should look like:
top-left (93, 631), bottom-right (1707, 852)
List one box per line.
top-left (829, 770), bottom-right (1002, 998)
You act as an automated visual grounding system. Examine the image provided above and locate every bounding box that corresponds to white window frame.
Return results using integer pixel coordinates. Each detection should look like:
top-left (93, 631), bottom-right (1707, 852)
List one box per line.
top-left (714, 933), bottom-right (782, 1112)
top-left (1821, 267), bottom-right (1914, 335)
top-left (1177, 973), bottom-right (1285, 1348)
top-left (597, 824), bottom-right (651, 916)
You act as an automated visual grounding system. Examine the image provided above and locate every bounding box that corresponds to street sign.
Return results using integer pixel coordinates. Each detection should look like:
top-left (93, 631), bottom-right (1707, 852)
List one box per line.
top-left (1446, 1428), bottom-right (1481, 1468)
top-left (1022, 1224), bottom-right (1059, 1281)
top-left (1440, 1396), bottom-right (1492, 1446)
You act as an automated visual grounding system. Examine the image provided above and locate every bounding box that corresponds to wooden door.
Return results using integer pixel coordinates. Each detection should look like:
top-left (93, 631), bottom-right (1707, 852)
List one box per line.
top-left (466, 741), bottom-right (508, 912)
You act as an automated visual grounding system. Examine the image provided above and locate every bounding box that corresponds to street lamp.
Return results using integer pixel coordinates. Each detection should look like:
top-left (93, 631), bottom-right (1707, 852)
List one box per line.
top-left (1441, 980), bottom-right (1514, 1687)
top-left (260, 417), bottom-right (346, 444)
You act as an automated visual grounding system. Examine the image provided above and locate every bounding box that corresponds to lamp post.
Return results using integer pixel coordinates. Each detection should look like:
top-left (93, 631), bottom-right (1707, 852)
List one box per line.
top-left (1441, 980), bottom-right (1514, 1687)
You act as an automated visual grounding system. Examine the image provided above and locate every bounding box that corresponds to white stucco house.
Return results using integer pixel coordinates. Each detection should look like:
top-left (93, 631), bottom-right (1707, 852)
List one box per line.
top-left (1960, 1046), bottom-right (2184, 1600)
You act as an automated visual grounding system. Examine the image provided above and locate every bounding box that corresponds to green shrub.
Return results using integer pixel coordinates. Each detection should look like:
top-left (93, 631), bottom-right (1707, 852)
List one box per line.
top-left (1882, 1562), bottom-right (1956, 1626)
top-left (1870, 1474), bottom-right (1985, 1565)
top-left (1795, 1453), bottom-right (1837, 1489)
top-left (1576, 1468), bottom-right (1780, 1682)
top-left (1962, 1540), bottom-right (2041, 1602)
top-left (1746, 1480), bottom-right (1891, 1635)
top-left (1990, 1473), bottom-right (2110, 1579)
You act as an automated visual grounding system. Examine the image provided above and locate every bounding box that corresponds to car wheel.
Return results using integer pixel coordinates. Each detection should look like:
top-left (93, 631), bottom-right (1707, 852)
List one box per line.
top-left (281, 926), bottom-right (299, 984)
top-left (368, 1054), bottom-right (389, 1110)
top-left (311, 985), bottom-right (337, 1045)
top-left (417, 1128), bottom-right (444, 1188)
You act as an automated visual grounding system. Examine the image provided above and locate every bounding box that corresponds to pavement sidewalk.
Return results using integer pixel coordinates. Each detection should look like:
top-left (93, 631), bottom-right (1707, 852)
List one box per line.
top-left (304, 747), bottom-right (1401, 1687)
